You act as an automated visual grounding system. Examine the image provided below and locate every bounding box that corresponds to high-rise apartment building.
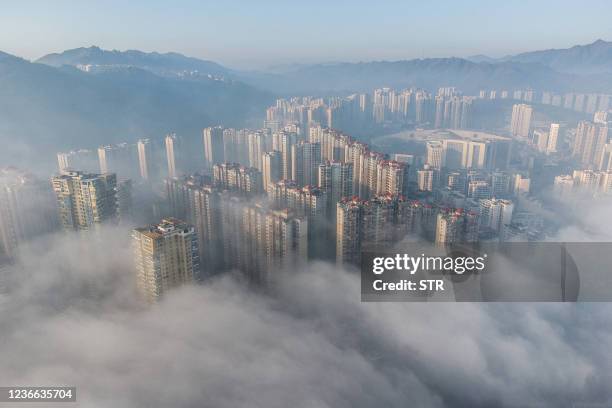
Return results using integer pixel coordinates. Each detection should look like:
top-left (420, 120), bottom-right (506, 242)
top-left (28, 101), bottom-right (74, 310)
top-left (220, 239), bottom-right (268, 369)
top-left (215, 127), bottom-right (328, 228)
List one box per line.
top-left (0, 168), bottom-right (59, 261)
top-left (98, 143), bottom-right (138, 179)
top-left (594, 110), bottom-right (609, 125)
top-left (547, 123), bottom-right (560, 154)
top-left (276, 130), bottom-right (298, 180)
top-left (511, 173), bottom-right (531, 196)
top-left (280, 185), bottom-right (328, 258)
top-left (572, 170), bottom-right (612, 194)
top-left (375, 161), bottom-right (405, 196)
top-left (479, 199), bottom-right (514, 234)
top-left (336, 198), bottom-right (363, 265)
top-left (165, 174), bottom-right (210, 222)
top-left (291, 141), bottom-right (321, 186)
top-left (240, 207), bottom-right (308, 284)
top-left (336, 195), bottom-right (417, 265)
top-left (490, 171), bottom-right (511, 198)
top-left (52, 171), bottom-right (118, 231)
top-left (426, 141), bottom-right (444, 169)
top-left (137, 138), bottom-right (154, 180)
top-left (164, 176), bottom-right (223, 275)
top-left (414, 91), bottom-right (433, 125)
top-left (165, 133), bottom-right (180, 178)
top-left (599, 143), bottom-right (612, 172)
top-left (57, 149), bottom-right (99, 173)
top-left (318, 161), bottom-right (353, 216)
top-left (247, 130), bottom-right (267, 170)
top-left (203, 127), bottom-right (225, 168)
top-left (438, 96), bottom-right (473, 129)
top-left (132, 218), bottom-right (199, 303)
top-left (262, 151), bottom-right (282, 191)
top-left (510, 104), bottom-right (533, 138)
top-left (532, 129), bottom-right (549, 153)
top-left (435, 209), bottom-right (479, 245)
top-left (417, 165), bottom-right (436, 192)
top-left (572, 121), bottom-right (609, 167)
top-left (467, 180), bottom-right (491, 200)
top-left (213, 163), bottom-right (263, 195)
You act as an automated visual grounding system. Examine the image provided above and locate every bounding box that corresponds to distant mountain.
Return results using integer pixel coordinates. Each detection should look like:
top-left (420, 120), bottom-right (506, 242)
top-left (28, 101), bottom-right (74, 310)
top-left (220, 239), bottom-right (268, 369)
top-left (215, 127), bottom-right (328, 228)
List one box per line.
top-left (4, 41), bottom-right (612, 170)
top-left (467, 40), bottom-right (612, 75)
top-left (0, 50), bottom-right (272, 171)
top-left (465, 54), bottom-right (500, 64)
top-left (241, 58), bottom-right (586, 95)
top-left (504, 39), bottom-right (612, 74)
top-left (32, 43), bottom-right (612, 97)
top-left (36, 46), bottom-right (229, 77)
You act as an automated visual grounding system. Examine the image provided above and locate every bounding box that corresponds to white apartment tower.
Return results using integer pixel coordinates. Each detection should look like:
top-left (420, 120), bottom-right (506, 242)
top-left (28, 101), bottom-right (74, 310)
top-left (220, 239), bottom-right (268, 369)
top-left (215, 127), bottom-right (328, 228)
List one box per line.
top-left (132, 218), bottom-right (199, 303)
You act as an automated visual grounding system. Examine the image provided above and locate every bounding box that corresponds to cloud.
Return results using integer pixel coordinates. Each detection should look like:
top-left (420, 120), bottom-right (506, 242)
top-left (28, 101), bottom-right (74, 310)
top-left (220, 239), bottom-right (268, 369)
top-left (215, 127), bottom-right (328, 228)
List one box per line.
top-left (1, 226), bottom-right (611, 408)
top-left (554, 196), bottom-right (612, 241)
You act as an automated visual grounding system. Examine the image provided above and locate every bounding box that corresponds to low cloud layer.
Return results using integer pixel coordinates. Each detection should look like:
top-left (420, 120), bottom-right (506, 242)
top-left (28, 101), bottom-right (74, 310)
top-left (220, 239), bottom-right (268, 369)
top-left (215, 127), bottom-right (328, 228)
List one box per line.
top-left (1, 226), bottom-right (612, 408)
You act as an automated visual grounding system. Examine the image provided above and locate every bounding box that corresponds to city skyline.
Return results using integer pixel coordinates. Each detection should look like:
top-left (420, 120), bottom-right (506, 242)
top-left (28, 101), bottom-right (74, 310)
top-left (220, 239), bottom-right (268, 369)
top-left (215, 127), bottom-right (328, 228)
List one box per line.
top-left (35, 83), bottom-right (610, 281)
top-left (3, 6), bottom-right (612, 406)
top-left (1, 1), bottom-right (611, 68)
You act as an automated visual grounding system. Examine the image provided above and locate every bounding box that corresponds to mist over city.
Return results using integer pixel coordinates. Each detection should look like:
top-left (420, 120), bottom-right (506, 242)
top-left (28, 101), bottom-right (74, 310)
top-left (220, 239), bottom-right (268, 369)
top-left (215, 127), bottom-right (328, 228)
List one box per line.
top-left (2, 1), bottom-right (612, 407)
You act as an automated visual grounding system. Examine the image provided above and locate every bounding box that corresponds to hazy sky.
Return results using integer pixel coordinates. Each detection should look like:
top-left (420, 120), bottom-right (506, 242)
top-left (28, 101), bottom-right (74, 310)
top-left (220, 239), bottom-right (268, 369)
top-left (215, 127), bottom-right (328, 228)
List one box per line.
top-left (2, 0), bottom-right (612, 68)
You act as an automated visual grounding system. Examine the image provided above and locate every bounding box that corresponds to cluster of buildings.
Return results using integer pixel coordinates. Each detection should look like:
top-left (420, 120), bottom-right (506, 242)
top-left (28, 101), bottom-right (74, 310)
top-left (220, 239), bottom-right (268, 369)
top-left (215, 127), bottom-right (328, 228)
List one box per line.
top-left (10, 84), bottom-right (609, 303)
top-left (475, 87), bottom-right (611, 116)
top-left (57, 135), bottom-right (181, 183)
top-left (202, 125), bottom-right (408, 200)
top-left (508, 100), bottom-right (612, 199)
top-left (509, 103), bottom-right (561, 154)
top-left (0, 168), bottom-right (59, 262)
top-left (265, 87), bottom-right (475, 133)
top-left (0, 169), bottom-right (133, 264)
top-left (535, 90), bottom-right (609, 115)
top-left (45, 119), bottom-right (538, 302)
top-left (265, 87), bottom-right (612, 140)
top-left (149, 122), bottom-right (537, 298)
top-left (553, 113), bottom-right (612, 196)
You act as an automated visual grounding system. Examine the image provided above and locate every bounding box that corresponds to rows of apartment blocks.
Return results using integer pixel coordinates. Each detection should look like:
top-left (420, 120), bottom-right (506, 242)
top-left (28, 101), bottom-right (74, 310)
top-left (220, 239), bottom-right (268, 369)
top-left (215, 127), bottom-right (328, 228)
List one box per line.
top-left (510, 101), bottom-right (611, 146)
top-left (265, 87), bottom-right (475, 131)
top-left (136, 120), bottom-right (533, 300)
top-left (45, 123), bottom-right (536, 302)
top-left (55, 126), bottom-right (406, 200)
top-left (0, 168), bottom-right (132, 263)
top-left (510, 102), bottom-right (612, 194)
top-left (138, 189), bottom-right (522, 303)
top-left (0, 163), bottom-right (522, 296)
top-left (472, 88), bottom-right (611, 117)
top-left (168, 126), bottom-right (528, 270)
top-left (266, 87), bottom-right (612, 135)
top-left (56, 126), bottom-right (519, 208)
top-left (162, 172), bottom-right (516, 277)
top-left (6, 158), bottom-right (524, 304)
top-left (503, 88), bottom-right (612, 115)
top-left (552, 113), bottom-right (612, 196)
top-left (511, 103), bottom-right (564, 156)
top-left (57, 135), bottom-right (179, 182)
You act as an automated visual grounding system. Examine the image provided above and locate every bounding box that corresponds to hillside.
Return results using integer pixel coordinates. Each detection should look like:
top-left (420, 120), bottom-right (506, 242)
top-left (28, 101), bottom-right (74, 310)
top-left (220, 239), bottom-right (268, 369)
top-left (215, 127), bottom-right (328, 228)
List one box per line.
top-left (37, 46), bottom-right (229, 77)
top-left (0, 51), bottom-right (272, 171)
top-left (468, 39), bottom-right (612, 75)
top-left (241, 58), bottom-right (579, 95)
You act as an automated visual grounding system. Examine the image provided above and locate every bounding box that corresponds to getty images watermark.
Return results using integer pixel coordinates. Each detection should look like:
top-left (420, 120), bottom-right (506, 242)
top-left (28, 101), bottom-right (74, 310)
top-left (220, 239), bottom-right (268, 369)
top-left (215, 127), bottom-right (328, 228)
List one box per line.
top-left (370, 252), bottom-right (487, 292)
top-left (361, 242), bottom-right (612, 302)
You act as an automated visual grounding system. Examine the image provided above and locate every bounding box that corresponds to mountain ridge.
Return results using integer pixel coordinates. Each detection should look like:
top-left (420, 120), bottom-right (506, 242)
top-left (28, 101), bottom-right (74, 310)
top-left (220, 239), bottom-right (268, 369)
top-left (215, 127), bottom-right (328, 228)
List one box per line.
top-left (32, 42), bottom-right (612, 94)
top-left (0, 49), bottom-right (272, 171)
top-left (466, 39), bottom-right (612, 74)
top-left (36, 45), bottom-right (229, 76)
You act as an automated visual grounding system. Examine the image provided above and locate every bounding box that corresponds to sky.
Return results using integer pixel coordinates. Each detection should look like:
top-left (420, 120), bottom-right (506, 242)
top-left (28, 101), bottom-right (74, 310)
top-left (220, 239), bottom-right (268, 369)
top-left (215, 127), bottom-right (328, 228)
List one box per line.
top-left (1, 0), bottom-right (612, 69)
